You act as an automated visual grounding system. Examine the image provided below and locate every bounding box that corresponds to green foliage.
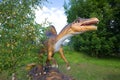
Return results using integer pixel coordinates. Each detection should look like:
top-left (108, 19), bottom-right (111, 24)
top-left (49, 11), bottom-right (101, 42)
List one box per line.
top-left (64, 0), bottom-right (120, 57)
top-left (0, 0), bottom-right (47, 72)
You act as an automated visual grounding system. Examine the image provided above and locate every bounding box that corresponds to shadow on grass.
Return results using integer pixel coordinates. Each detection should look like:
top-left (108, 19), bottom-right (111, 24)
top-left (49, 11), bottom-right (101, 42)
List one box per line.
top-left (106, 73), bottom-right (120, 80)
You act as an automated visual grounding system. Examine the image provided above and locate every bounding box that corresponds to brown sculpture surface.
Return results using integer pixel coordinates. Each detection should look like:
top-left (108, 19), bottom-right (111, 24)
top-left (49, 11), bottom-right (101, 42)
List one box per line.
top-left (40, 17), bottom-right (99, 70)
top-left (27, 64), bottom-right (75, 80)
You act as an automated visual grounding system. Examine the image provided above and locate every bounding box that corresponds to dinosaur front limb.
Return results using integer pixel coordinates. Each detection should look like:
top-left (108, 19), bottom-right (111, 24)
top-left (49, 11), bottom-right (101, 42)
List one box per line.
top-left (46, 51), bottom-right (58, 68)
top-left (46, 51), bottom-right (52, 66)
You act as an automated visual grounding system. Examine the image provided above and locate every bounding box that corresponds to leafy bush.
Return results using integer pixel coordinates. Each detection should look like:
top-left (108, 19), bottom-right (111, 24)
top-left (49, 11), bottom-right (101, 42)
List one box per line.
top-left (64, 0), bottom-right (120, 57)
top-left (0, 0), bottom-right (47, 72)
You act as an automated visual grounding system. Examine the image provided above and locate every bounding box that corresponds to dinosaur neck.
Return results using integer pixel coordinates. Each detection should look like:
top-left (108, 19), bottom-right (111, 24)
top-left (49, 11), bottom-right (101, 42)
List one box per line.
top-left (54, 25), bottom-right (73, 52)
top-left (56, 24), bottom-right (71, 41)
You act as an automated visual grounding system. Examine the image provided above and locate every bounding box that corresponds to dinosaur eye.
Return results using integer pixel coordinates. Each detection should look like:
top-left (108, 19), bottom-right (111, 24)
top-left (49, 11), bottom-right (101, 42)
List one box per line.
top-left (76, 20), bottom-right (80, 23)
top-left (73, 17), bottom-right (82, 24)
top-left (74, 19), bottom-right (80, 23)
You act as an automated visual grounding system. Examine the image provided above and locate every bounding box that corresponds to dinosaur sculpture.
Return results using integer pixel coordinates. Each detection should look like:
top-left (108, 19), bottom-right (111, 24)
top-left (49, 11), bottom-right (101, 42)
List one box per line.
top-left (40, 17), bottom-right (99, 70)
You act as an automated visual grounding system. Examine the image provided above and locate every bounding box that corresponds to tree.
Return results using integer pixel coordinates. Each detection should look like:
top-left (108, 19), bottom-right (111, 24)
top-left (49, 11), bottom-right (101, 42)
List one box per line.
top-left (64, 0), bottom-right (120, 57)
top-left (0, 0), bottom-right (47, 72)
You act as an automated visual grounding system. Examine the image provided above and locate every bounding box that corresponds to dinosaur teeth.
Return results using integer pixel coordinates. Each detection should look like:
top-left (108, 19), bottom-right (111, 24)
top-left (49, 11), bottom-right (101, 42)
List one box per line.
top-left (81, 20), bottom-right (98, 26)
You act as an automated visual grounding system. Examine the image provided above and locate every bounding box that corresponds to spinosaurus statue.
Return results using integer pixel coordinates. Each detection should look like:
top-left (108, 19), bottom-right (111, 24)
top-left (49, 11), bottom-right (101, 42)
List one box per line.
top-left (40, 17), bottom-right (99, 70)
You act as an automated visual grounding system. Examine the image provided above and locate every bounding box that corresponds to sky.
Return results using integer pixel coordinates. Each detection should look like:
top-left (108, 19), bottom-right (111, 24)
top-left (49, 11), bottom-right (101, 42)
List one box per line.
top-left (35, 0), bottom-right (69, 34)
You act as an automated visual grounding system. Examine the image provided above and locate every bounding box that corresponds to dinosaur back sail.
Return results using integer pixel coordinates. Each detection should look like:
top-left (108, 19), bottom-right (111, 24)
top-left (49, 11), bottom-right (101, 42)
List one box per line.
top-left (46, 25), bottom-right (57, 37)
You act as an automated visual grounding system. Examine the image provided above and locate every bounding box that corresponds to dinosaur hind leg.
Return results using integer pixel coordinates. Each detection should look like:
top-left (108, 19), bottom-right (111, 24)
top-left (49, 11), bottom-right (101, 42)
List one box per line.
top-left (59, 47), bottom-right (70, 70)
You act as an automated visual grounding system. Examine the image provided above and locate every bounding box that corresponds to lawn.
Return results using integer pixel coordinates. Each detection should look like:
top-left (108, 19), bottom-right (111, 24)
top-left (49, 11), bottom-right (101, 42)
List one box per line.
top-left (0, 49), bottom-right (120, 80)
top-left (55, 50), bottom-right (120, 80)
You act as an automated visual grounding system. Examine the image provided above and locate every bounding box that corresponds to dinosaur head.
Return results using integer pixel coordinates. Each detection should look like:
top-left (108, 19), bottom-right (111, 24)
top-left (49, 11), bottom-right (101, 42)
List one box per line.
top-left (70, 17), bottom-right (99, 34)
top-left (54, 17), bottom-right (99, 52)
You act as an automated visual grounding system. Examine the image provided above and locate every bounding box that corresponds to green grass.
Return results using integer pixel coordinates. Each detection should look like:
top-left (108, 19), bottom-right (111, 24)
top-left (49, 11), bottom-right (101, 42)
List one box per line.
top-left (0, 49), bottom-right (120, 80)
top-left (54, 50), bottom-right (120, 80)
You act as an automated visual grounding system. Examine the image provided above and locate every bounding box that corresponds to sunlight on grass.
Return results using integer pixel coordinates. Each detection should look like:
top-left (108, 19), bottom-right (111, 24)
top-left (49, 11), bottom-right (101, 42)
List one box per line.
top-left (54, 50), bottom-right (120, 80)
top-left (55, 50), bottom-right (120, 68)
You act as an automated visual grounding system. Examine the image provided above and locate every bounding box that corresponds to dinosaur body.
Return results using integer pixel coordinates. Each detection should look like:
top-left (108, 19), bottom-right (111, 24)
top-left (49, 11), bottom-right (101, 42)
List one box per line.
top-left (41, 17), bottom-right (99, 70)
